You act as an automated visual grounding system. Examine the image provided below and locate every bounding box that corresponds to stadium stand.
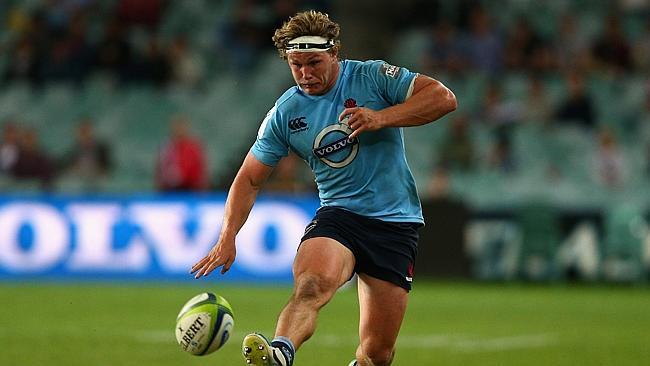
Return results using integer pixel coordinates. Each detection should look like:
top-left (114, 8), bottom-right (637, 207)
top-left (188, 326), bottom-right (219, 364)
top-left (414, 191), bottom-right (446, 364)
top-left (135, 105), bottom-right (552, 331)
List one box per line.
top-left (0, 0), bottom-right (648, 280)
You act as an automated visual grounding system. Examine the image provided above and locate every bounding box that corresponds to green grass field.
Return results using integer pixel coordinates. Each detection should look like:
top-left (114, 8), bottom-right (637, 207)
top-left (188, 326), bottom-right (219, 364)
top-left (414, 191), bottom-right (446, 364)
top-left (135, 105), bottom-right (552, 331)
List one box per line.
top-left (1, 281), bottom-right (648, 366)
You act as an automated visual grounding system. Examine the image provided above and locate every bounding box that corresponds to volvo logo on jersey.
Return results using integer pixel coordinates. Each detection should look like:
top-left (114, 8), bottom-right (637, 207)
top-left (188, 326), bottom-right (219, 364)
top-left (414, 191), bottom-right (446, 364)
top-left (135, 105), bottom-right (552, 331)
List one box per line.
top-left (312, 117), bottom-right (359, 168)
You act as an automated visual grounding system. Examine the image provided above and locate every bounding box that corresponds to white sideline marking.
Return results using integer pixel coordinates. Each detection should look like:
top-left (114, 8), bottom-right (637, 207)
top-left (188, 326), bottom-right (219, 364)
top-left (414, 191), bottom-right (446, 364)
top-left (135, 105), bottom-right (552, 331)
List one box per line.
top-left (0, 328), bottom-right (555, 352)
top-left (309, 333), bottom-right (555, 352)
top-left (451, 334), bottom-right (556, 352)
top-left (135, 330), bottom-right (556, 352)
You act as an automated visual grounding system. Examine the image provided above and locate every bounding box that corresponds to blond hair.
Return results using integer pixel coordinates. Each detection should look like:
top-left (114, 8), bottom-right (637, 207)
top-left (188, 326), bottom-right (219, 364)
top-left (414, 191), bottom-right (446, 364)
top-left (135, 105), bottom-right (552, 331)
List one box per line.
top-left (272, 10), bottom-right (341, 59)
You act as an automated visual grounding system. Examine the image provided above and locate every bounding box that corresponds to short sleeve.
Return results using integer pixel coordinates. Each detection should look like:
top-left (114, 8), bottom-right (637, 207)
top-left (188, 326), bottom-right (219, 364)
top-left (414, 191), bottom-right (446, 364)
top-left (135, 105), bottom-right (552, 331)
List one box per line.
top-left (365, 60), bottom-right (418, 105)
top-left (250, 104), bottom-right (289, 166)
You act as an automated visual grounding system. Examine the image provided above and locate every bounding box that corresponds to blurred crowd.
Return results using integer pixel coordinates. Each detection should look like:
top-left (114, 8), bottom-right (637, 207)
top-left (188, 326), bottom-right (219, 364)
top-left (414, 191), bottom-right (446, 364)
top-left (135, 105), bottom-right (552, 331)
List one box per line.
top-left (0, 113), bottom-right (316, 194)
top-left (0, 0), bottom-right (330, 88)
top-left (410, 2), bottom-right (650, 198)
top-left (1, 0), bottom-right (186, 88)
top-left (1, 116), bottom-right (111, 190)
top-left (419, 5), bottom-right (650, 78)
top-left (0, 0), bottom-right (649, 196)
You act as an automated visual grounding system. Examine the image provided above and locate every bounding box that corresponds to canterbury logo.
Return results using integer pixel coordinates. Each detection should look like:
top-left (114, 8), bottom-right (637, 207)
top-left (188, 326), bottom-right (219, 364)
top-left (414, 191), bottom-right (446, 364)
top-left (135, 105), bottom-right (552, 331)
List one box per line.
top-left (288, 117), bottom-right (308, 131)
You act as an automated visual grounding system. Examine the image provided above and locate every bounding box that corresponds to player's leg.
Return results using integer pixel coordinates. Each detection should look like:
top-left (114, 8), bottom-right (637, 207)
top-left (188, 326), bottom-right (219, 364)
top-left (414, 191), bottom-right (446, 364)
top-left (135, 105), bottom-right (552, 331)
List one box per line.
top-left (277, 236), bottom-right (356, 346)
top-left (243, 236), bottom-right (355, 365)
top-left (354, 274), bottom-right (409, 366)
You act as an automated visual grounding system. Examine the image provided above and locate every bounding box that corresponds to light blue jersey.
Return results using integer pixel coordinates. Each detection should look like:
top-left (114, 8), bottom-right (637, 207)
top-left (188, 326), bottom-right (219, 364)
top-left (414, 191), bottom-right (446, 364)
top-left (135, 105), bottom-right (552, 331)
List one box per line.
top-left (251, 59), bottom-right (423, 223)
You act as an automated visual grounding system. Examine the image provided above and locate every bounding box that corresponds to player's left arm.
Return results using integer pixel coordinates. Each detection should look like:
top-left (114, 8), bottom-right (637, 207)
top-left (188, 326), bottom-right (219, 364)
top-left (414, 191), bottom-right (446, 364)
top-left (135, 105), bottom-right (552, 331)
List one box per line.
top-left (341, 75), bottom-right (457, 139)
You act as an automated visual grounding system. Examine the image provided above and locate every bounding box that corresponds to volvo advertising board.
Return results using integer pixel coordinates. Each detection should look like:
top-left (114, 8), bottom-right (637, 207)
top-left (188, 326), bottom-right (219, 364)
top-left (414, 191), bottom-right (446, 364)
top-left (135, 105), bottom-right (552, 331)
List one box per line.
top-left (0, 195), bottom-right (320, 282)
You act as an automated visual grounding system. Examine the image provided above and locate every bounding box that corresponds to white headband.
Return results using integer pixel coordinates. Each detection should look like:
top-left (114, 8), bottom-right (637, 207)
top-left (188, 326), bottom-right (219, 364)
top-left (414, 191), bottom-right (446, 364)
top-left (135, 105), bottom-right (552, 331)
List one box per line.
top-left (286, 36), bottom-right (334, 53)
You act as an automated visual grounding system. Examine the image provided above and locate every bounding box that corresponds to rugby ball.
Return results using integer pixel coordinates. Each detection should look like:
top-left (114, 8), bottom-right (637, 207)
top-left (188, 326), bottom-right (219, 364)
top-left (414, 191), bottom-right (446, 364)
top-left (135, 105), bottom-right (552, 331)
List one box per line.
top-left (175, 292), bottom-right (234, 356)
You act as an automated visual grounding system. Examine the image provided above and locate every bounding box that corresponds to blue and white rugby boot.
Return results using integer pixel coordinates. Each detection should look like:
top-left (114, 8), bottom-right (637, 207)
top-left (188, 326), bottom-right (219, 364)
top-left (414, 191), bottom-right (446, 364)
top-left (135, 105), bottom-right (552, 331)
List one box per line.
top-left (242, 333), bottom-right (292, 366)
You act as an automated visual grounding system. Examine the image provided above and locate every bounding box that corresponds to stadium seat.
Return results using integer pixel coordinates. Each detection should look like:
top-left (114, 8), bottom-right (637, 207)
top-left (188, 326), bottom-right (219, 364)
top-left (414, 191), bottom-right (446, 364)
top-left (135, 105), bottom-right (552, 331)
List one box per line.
top-left (386, 28), bottom-right (429, 71)
top-left (2, 178), bottom-right (44, 194)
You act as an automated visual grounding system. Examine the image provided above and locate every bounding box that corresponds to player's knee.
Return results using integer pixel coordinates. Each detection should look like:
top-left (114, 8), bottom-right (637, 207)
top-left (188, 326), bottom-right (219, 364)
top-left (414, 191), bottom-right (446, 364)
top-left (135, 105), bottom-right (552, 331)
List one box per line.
top-left (293, 273), bottom-right (337, 306)
top-left (359, 342), bottom-right (395, 366)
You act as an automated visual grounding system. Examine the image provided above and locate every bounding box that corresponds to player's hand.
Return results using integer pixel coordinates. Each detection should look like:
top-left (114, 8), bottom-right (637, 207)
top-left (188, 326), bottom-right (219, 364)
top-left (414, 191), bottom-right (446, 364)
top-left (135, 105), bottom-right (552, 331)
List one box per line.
top-left (339, 107), bottom-right (385, 139)
top-left (190, 239), bottom-right (236, 278)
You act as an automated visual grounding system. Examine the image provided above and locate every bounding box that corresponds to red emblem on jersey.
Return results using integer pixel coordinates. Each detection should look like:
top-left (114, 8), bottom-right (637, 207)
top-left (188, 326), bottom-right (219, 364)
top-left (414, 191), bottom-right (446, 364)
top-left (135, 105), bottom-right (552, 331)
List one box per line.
top-left (344, 98), bottom-right (357, 108)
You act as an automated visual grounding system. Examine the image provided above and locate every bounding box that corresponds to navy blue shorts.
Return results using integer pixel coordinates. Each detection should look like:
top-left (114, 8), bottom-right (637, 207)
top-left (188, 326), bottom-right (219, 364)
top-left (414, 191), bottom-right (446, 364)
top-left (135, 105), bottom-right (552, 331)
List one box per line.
top-left (300, 206), bottom-right (421, 291)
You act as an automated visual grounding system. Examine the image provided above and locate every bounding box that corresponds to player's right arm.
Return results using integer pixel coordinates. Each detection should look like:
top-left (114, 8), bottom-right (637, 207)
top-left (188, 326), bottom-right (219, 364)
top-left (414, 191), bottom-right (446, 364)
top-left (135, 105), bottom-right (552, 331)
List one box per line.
top-left (191, 152), bottom-right (274, 277)
top-left (192, 100), bottom-right (289, 277)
